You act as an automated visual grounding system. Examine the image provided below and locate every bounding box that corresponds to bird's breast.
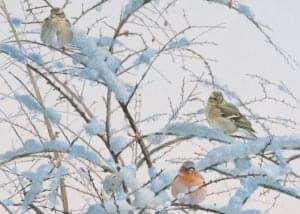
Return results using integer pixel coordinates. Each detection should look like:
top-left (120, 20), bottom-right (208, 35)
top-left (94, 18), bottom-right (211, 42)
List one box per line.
top-left (171, 174), bottom-right (207, 204)
top-left (51, 18), bottom-right (69, 31)
top-left (205, 105), bottom-right (237, 133)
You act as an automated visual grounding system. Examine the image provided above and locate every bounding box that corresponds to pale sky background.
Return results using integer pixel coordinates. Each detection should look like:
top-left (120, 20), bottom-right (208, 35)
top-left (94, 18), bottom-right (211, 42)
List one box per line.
top-left (0, 0), bottom-right (300, 213)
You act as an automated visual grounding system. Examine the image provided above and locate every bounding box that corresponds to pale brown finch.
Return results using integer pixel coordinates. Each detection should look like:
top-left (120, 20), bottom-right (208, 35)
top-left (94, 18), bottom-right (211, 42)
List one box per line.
top-left (40, 8), bottom-right (73, 48)
top-left (205, 91), bottom-right (256, 138)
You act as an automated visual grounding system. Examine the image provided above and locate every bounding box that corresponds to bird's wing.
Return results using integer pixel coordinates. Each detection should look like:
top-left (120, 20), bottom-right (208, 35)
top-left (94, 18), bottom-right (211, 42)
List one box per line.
top-left (235, 116), bottom-right (255, 133)
top-left (40, 17), bottom-right (59, 47)
top-left (218, 102), bottom-right (241, 119)
top-left (220, 102), bottom-right (255, 133)
top-left (66, 18), bottom-right (72, 27)
top-left (56, 18), bottom-right (73, 47)
top-left (40, 18), bottom-right (51, 42)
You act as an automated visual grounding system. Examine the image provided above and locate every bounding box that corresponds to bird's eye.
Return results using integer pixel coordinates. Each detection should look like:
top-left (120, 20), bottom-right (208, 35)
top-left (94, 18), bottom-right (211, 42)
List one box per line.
top-left (188, 167), bottom-right (195, 172)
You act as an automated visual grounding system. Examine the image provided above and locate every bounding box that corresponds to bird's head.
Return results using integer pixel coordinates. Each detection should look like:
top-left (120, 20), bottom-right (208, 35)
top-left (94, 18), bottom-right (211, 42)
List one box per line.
top-left (180, 161), bottom-right (196, 174)
top-left (208, 91), bottom-right (224, 105)
top-left (50, 7), bottom-right (65, 18)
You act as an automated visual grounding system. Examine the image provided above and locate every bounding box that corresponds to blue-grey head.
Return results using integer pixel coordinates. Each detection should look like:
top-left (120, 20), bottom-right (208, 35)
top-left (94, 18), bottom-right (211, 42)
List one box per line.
top-left (181, 161), bottom-right (196, 173)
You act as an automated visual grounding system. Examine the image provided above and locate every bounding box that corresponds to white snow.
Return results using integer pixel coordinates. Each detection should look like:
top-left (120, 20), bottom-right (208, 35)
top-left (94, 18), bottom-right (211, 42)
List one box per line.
top-left (84, 119), bottom-right (105, 136)
top-left (110, 135), bottom-right (130, 153)
top-left (48, 166), bottom-right (68, 207)
top-left (133, 187), bottom-right (155, 207)
top-left (72, 29), bottom-right (132, 103)
top-left (135, 48), bottom-right (156, 65)
top-left (15, 94), bottom-right (61, 124)
top-left (122, 0), bottom-right (144, 18)
top-left (22, 164), bottom-right (53, 209)
top-left (103, 174), bottom-right (123, 193)
top-left (86, 204), bottom-right (106, 214)
top-left (168, 37), bottom-right (191, 49)
top-left (118, 165), bottom-right (139, 190)
top-left (11, 16), bottom-right (22, 27)
top-left (0, 43), bottom-right (26, 62)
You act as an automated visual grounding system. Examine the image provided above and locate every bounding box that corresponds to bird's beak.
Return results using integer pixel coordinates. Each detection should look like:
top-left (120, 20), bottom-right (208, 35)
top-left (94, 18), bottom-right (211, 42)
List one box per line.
top-left (208, 96), bottom-right (216, 102)
top-left (188, 167), bottom-right (195, 173)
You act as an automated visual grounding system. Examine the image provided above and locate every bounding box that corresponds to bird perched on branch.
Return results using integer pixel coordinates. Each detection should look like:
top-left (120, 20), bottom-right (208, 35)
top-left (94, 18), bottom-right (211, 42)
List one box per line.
top-left (40, 7), bottom-right (73, 48)
top-left (205, 91), bottom-right (256, 139)
top-left (171, 161), bottom-right (207, 204)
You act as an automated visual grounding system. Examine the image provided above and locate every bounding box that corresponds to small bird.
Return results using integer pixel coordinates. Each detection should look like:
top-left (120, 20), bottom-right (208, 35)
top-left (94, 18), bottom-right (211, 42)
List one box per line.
top-left (40, 7), bottom-right (73, 48)
top-left (171, 161), bottom-right (207, 205)
top-left (205, 91), bottom-right (256, 138)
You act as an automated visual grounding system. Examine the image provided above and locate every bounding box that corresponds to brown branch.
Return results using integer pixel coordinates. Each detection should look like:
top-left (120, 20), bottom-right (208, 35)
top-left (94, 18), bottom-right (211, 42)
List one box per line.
top-left (137, 136), bottom-right (192, 167)
top-left (119, 102), bottom-right (152, 167)
top-left (42, 0), bottom-right (53, 8)
top-left (26, 64), bottom-right (119, 164)
top-left (0, 1), bottom-right (69, 212)
top-left (72, 0), bottom-right (109, 25)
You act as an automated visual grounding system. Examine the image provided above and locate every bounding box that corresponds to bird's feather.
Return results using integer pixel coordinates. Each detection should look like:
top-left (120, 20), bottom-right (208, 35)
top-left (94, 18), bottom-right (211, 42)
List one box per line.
top-left (219, 102), bottom-right (255, 134)
top-left (219, 102), bottom-right (241, 118)
top-left (40, 18), bottom-right (51, 43)
top-left (40, 12), bottom-right (73, 48)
